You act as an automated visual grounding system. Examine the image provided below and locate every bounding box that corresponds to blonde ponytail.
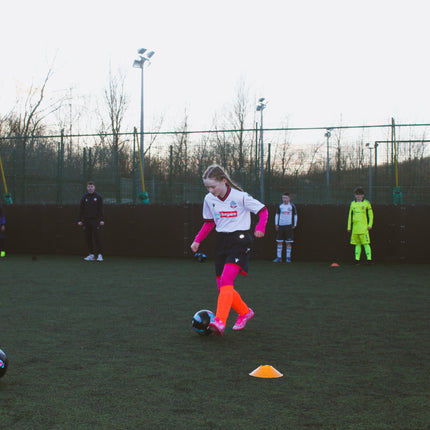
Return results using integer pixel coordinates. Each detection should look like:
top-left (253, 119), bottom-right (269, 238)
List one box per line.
top-left (202, 164), bottom-right (243, 191)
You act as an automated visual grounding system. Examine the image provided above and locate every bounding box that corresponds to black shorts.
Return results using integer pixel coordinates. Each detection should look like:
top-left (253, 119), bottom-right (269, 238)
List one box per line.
top-left (276, 225), bottom-right (294, 242)
top-left (215, 231), bottom-right (253, 277)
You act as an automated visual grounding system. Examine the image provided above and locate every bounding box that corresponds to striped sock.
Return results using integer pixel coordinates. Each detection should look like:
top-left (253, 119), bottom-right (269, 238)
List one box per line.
top-left (276, 243), bottom-right (283, 259)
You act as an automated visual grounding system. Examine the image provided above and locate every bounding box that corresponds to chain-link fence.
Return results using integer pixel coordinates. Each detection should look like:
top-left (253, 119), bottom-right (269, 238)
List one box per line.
top-left (1, 122), bottom-right (429, 205)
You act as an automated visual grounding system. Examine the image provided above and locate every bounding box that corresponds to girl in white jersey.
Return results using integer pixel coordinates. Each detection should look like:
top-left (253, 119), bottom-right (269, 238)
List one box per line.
top-left (191, 164), bottom-right (268, 336)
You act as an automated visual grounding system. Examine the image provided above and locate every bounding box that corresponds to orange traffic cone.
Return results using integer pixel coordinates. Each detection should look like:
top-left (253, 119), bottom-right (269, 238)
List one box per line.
top-left (249, 365), bottom-right (283, 378)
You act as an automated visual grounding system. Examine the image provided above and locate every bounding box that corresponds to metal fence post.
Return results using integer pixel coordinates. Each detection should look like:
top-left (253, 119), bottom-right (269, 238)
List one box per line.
top-left (57, 129), bottom-right (64, 204)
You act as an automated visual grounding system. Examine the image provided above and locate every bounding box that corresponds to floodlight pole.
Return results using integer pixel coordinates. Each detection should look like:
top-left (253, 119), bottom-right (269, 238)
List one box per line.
top-left (366, 143), bottom-right (373, 201)
top-left (139, 64), bottom-right (144, 171)
top-left (256, 98), bottom-right (267, 202)
top-left (366, 142), bottom-right (378, 202)
top-left (133, 48), bottom-right (155, 184)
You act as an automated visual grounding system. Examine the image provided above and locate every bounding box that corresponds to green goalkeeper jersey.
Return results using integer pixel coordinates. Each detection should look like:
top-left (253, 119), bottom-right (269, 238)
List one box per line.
top-left (347, 199), bottom-right (373, 234)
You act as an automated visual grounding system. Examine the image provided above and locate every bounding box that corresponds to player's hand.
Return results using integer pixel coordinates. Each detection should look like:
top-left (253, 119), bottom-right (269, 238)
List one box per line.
top-left (254, 230), bottom-right (264, 238)
top-left (191, 241), bottom-right (200, 253)
top-left (368, 226), bottom-right (372, 230)
top-left (99, 221), bottom-right (104, 226)
top-left (275, 225), bottom-right (279, 231)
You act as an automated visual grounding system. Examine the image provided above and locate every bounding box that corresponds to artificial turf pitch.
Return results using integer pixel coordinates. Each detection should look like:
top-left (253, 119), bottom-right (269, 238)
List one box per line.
top-left (0, 255), bottom-right (429, 429)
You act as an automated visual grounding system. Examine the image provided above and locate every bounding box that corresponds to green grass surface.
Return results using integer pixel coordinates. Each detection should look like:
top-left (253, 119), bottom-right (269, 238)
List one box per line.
top-left (0, 255), bottom-right (429, 429)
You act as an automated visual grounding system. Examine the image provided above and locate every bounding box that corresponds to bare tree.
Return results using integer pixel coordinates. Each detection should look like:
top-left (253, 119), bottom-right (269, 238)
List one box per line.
top-left (97, 66), bottom-right (129, 202)
top-left (210, 78), bottom-right (254, 179)
top-left (170, 110), bottom-right (190, 178)
top-left (228, 79), bottom-right (251, 171)
top-left (4, 64), bottom-right (66, 202)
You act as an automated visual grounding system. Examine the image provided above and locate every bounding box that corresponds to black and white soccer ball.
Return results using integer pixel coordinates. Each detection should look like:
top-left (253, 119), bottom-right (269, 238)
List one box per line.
top-left (0, 349), bottom-right (8, 378)
top-left (192, 309), bottom-right (215, 336)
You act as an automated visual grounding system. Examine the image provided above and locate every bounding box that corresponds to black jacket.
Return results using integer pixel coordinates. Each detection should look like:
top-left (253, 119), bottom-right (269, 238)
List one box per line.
top-left (78, 192), bottom-right (104, 221)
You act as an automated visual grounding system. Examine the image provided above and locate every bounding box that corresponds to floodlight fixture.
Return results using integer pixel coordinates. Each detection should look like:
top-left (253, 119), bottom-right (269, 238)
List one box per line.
top-left (133, 59), bottom-right (144, 68)
top-left (256, 98), bottom-right (266, 112)
top-left (133, 48), bottom-right (156, 69)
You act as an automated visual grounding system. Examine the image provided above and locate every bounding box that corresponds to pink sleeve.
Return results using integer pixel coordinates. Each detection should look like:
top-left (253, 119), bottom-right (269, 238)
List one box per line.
top-left (194, 221), bottom-right (215, 244)
top-left (255, 207), bottom-right (268, 234)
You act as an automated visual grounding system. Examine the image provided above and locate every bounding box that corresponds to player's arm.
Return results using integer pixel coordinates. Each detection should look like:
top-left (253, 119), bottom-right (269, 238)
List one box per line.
top-left (274, 205), bottom-right (280, 230)
top-left (293, 204), bottom-right (298, 228)
top-left (255, 207), bottom-right (268, 238)
top-left (191, 220), bottom-right (215, 252)
top-left (242, 194), bottom-right (267, 237)
top-left (98, 194), bottom-right (105, 225)
top-left (347, 203), bottom-right (353, 231)
top-left (77, 197), bottom-right (84, 225)
top-left (367, 201), bottom-right (374, 229)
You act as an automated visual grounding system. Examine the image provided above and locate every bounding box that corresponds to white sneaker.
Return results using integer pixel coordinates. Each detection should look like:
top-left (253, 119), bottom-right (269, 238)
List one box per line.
top-left (84, 254), bottom-right (95, 261)
top-left (96, 254), bottom-right (103, 262)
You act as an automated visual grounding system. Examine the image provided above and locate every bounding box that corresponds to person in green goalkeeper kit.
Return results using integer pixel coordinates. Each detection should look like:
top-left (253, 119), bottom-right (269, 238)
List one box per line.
top-left (347, 187), bottom-right (374, 265)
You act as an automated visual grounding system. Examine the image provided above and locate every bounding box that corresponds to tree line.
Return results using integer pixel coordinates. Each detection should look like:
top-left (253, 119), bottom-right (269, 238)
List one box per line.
top-left (1, 68), bottom-right (429, 204)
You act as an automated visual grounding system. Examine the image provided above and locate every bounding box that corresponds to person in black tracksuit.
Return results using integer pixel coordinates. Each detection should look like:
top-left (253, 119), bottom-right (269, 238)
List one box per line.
top-left (77, 181), bottom-right (104, 261)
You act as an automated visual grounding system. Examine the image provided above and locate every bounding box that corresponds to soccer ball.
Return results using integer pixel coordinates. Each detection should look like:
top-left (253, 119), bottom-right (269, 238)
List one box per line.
top-left (0, 349), bottom-right (8, 378)
top-left (194, 252), bottom-right (207, 263)
top-left (192, 309), bottom-right (215, 336)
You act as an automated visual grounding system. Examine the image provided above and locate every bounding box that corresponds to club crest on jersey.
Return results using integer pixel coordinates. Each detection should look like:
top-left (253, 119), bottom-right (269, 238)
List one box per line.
top-left (230, 201), bottom-right (238, 209)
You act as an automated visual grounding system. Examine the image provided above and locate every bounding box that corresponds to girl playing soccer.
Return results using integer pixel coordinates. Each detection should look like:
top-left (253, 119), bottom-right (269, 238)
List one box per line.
top-left (190, 164), bottom-right (268, 336)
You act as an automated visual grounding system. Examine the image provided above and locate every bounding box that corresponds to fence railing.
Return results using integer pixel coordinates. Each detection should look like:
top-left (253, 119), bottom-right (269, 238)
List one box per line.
top-left (1, 121), bottom-right (429, 205)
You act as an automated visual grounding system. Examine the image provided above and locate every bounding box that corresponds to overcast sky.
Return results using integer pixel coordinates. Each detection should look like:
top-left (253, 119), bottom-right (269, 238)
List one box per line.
top-left (1, 0), bottom-right (429, 133)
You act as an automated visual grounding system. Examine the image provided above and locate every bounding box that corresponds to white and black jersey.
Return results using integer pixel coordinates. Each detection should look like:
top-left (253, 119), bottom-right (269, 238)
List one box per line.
top-left (275, 202), bottom-right (297, 227)
top-left (202, 187), bottom-right (265, 233)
